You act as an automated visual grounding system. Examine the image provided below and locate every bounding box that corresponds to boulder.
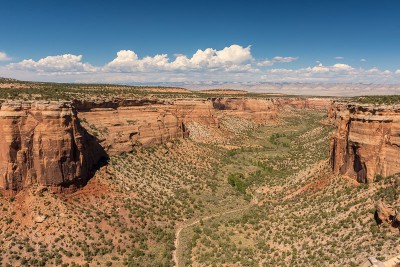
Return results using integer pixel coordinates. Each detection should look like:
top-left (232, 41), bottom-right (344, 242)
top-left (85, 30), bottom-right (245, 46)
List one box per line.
top-left (34, 215), bottom-right (47, 223)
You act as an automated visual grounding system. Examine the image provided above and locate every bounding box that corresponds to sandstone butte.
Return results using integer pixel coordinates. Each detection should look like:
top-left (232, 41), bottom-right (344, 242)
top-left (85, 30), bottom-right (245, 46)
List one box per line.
top-left (0, 97), bottom-right (331, 192)
top-left (330, 101), bottom-right (400, 183)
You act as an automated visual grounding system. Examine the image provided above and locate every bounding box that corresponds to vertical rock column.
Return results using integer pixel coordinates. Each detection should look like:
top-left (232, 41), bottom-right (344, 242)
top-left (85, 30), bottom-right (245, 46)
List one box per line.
top-left (0, 101), bottom-right (103, 191)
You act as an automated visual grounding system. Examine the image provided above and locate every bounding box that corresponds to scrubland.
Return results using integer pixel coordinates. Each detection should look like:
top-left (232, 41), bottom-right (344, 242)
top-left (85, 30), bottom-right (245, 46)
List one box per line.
top-left (0, 106), bottom-right (398, 267)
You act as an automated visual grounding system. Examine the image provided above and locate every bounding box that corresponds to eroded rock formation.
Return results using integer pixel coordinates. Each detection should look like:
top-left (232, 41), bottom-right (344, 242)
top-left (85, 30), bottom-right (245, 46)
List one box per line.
top-left (77, 99), bottom-right (218, 155)
top-left (0, 101), bottom-right (105, 191)
top-left (275, 97), bottom-right (332, 110)
top-left (0, 97), bottom-right (331, 191)
top-left (374, 200), bottom-right (400, 228)
top-left (330, 102), bottom-right (400, 183)
top-left (0, 99), bottom-right (220, 190)
top-left (211, 98), bottom-right (279, 123)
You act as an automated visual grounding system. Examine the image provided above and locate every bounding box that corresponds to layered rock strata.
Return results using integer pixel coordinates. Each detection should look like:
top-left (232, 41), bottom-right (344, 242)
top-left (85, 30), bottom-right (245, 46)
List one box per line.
top-left (277, 97), bottom-right (333, 110)
top-left (0, 99), bottom-right (220, 190)
top-left (330, 102), bottom-right (400, 183)
top-left (211, 98), bottom-right (279, 123)
top-left (211, 97), bottom-right (331, 123)
top-left (0, 101), bottom-right (105, 191)
top-left (0, 97), bottom-right (331, 191)
top-left (77, 99), bottom-right (218, 155)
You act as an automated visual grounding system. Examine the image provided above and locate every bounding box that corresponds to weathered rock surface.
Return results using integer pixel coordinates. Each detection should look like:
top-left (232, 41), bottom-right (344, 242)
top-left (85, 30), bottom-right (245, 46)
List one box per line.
top-left (77, 99), bottom-right (218, 155)
top-left (34, 215), bottom-right (47, 223)
top-left (211, 97), bottom-right (331, 123)
top-left (0, 97), bottom-right (331, 191)
top-left (275, 97), bottom-right (332, 110)
top-left (0, 101), bottom-right (105, 191)
top-left (375, 200), bottom-right (395, 224)
top-left (211, 98), bottom-right (279, 123)
top-left (330, 102), bottom-right (400, 183)
top-left (374, 200), bottom-right (400, 228)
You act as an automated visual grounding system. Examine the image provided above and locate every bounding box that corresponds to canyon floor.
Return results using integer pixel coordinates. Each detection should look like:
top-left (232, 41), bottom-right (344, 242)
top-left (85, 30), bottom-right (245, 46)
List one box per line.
top-left (0, 104), bottom-right (399, 266)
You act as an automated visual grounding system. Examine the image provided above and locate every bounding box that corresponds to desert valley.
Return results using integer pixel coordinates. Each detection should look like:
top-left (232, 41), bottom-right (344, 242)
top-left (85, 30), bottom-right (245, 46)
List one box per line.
top-left (0, 78), bottom-right (398, 266)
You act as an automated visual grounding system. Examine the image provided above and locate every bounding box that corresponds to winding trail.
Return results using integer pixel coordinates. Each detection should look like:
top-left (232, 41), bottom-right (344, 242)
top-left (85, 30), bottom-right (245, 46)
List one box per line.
top-left (172, 204), bottom-right (252, 267)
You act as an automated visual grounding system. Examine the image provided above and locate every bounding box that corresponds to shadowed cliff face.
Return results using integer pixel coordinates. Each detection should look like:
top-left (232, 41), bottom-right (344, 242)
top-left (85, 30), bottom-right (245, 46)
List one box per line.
top-left (0, 97), bottom-right (332, 191)
top-left (0, 101), bottom-right (106, 191)
top-left (330, 102), bottom-right (400, 183)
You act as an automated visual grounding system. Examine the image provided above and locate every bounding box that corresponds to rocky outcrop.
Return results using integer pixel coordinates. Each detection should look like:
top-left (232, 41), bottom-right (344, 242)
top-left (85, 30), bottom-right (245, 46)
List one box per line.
top-left (275, 97), bottom-right (332, 110)
top-left (211, 97), bottom-right (331, 123)
top-left (0, 101), bottom-right (105, 191)
top-left (330, 102), bottom-right (400, 183)
top-left (0, 97), bottom-right (331, 191)
top-left (211, 98), bottom-right (279, 123)
top-left (0, 99), bottom-right (219, 190)
top-left (374, 200), bottom-right (400, 228)
top-left (77, 99), bottom-right (218, 155)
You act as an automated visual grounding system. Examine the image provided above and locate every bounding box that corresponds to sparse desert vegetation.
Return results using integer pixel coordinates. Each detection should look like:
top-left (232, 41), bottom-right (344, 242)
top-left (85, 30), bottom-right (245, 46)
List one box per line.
top-left (354, 95), bottom-right (400, 105)
top-left (0, 105), bottom-right (398, 266)
top-left (0, 78), bottom-right (276, 100)
top-left (2, 0), bottom-right (400, 265)
top-left (0, 79), bottom-right (399, 266)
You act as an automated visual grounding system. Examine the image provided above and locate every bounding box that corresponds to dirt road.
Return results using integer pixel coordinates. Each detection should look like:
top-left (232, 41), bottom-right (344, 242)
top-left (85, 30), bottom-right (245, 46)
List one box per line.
top-left (172, 205), bottom-right (251, 267)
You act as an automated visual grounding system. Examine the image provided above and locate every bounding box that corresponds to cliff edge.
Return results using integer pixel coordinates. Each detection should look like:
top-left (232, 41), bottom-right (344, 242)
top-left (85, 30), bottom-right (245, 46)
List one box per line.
top-left (0, 101), bottom-right (106, 191)
top-left (330, 101), bottom-right (400, 183)
top-left (0, 97), bottom-right (331, 191)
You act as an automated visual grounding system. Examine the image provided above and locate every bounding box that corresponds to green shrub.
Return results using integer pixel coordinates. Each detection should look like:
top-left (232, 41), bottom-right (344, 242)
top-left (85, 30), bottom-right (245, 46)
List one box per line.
top-left (228, 173), bottom-right (246, 193)
top-left (374, 174), bottom-right (383, 182)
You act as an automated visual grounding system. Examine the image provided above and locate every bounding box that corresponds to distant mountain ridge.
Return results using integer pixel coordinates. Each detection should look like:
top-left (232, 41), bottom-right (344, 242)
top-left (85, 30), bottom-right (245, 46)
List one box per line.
top-left (1, 77), bottom-right (400, 96)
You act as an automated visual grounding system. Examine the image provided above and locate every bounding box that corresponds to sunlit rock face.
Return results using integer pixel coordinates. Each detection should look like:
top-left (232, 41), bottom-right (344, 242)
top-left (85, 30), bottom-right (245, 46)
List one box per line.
top-left (0, 101), bottom-right (104, 191)
top-left (0, 97), bottom-right (332, 191)
top-left (330, 102), bottom-right (400, 183)
top-left (76, 99), bottom-right (218, 155)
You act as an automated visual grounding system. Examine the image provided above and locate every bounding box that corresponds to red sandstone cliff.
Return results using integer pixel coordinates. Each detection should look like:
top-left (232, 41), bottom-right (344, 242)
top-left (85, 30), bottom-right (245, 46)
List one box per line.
top-left (77, 99), bottom-right (218, 155)
top-left (0, 101), bottom-right (105, 191)
top-left (0, 97), bottom-right (331, 191)
top-left (211, 97), bottom-right (331, 123)
top-left (211, 98), bottom-right (279, 123)
top-left (0, 99), bottom-right (220, 190)
top-left (274, 97), bottom-right (332, 110)
top-left (330, 102), bottom-right (400, 183)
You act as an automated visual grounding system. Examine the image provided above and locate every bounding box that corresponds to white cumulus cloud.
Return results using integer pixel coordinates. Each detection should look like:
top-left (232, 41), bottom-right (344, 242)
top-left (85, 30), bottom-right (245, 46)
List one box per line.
top-left (310, 64), bottom-right (330, 73)
top-left (305, 63), bottom-right (353, 74)
top-left (105, 44), bottom-right (253, 72)
top-left (332, 63), bottom-right (354, 71)
top-left (0, 51), bottom-right (11, 61)
top-left (4, 46), bottom-right (400, 84)
top-left (9, 54), bottom-right (96, 74)
top-left (213, 45), bottom-right (252, 65)
top-left (105, 50), bottom-right (171, 72)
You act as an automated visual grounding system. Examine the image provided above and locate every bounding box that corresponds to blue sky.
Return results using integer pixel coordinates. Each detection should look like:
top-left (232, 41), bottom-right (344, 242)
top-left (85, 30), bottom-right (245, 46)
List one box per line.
top-left (1, 0), bottom-right (400, 83)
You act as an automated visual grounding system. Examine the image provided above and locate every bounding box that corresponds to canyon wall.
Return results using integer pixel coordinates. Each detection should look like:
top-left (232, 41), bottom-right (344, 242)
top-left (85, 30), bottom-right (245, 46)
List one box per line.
top-left (0, 97), bottom-right (331, 191)
top-left (0, 101), bottom-right (105, 191)
top-left (277, 97), bottom-right (333, 110)
top-left (212, 97), bottom-right (330, 112)
top-left (330, 102), bottom-right (400, 183)
top-left (77, 99), bottom-right (218, 156)
top-left (211, 98), bottom-right (279, 123)
top-left (211, 97), bottom-right (331, 123)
